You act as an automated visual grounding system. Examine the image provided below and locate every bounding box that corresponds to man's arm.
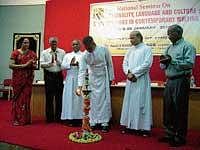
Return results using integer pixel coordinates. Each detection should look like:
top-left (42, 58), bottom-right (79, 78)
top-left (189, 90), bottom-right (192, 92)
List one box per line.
top-left (40, 51), bottom-right (53, 68)
top-left (172, 45), bottom-right (196, 70)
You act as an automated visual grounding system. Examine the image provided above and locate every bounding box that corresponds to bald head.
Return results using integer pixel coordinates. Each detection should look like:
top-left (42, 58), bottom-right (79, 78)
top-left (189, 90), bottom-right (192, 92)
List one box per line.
top-left (72, 39), bottom-right (81, 52)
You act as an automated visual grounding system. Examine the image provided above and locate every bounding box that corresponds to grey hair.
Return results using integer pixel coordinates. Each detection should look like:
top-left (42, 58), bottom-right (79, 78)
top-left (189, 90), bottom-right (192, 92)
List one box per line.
top-left (49, 37), bottom-right (58, 44)
top-left (72, 39), bottom-right (81, 44)
top-left (168, 24), bottom-right (183, 36)
top-left (130, 31), bottom-right (143, 42)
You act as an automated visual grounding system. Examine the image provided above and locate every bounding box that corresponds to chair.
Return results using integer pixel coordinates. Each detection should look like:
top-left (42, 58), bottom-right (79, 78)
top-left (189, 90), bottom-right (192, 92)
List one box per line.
top-left (0, 79), bottom-right (13, 101)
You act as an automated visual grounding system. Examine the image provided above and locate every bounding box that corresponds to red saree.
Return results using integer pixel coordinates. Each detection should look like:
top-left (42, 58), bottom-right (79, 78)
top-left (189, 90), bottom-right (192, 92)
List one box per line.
top-left (11, 49), bottom-right (37, 125)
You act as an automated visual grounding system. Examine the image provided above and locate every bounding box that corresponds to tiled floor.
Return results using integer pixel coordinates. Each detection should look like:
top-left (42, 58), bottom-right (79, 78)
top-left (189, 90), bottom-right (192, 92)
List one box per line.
top-left (0, 142), bottom-right (31, 150)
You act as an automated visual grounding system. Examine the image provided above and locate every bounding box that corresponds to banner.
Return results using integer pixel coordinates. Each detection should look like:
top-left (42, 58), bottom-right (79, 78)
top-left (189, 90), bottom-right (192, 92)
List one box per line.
top-left (90, 0), bottom-right (200, 55)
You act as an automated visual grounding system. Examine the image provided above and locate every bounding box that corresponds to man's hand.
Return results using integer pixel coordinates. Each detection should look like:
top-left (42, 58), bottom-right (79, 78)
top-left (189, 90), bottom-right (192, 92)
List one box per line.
top-left (127, 72), bottom-right (133, 80)
top-left (75, 87), bottom-right (82, 96)
top-left (110, 80), bottom-right (116, 85)
top-left (70, 57), bottom-right (78, 66)
top-left (160, 54), bottom-right (171, 65)
top-left (48, 63), bottom-right (54, 67)
top-left (127, 72), bottom-right (137, 82)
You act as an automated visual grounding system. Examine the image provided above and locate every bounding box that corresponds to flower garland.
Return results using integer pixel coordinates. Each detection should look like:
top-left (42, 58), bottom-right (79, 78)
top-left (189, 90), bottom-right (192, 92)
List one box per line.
top-left (68, 131), bottom-right (102, 144)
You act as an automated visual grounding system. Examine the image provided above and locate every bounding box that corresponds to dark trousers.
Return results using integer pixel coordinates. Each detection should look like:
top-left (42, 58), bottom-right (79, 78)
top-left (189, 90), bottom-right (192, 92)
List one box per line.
top-left (163, 76), bottom-right (190, 141)
top-left (44, 70), bottom-right (63, 122)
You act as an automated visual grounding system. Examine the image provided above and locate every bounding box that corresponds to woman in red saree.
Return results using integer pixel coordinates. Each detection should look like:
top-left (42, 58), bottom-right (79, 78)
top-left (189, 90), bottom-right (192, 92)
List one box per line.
top-left (9, 38), bottom-right (37, 126)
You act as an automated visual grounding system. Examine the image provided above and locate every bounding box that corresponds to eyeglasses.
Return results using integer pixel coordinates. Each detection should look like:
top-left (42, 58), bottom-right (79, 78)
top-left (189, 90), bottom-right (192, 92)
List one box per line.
top-left (23, 42), bottom-right (29, 44)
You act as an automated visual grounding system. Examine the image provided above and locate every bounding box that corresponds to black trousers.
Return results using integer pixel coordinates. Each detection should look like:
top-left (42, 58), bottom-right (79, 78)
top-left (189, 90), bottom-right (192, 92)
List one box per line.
top-left (44, 70), bottom-right (63, 122)
top-left (163, 76), bottom-right (190, 141)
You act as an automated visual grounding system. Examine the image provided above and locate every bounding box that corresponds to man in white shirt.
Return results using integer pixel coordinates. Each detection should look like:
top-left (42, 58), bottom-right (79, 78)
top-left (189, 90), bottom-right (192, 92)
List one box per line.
top-left (40, 37), bottom-right (65, 123)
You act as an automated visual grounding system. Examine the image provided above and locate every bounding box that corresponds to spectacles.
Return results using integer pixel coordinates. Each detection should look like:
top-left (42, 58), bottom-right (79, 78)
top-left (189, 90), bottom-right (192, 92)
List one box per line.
top-left (23, 42), bottom-right (29, 44)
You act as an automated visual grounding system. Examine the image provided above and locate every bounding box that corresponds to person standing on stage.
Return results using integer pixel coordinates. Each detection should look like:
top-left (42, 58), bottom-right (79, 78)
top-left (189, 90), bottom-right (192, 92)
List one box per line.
top-left (159, 24), bottom-right (196, 147)
top-left (120, 31), bottom-right (153, 136)
top-left (61, 40), bottom-right (83, 126)
top-left (9, 37), bottom-right (37, 126)
top-left (76, 36), bottom-right (114, 132)
top-left (40, 37), bottom-right (65, 123)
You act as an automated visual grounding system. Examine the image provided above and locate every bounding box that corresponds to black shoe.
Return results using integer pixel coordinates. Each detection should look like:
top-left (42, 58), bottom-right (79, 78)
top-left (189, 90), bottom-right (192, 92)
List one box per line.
top-left (158, 136), bottom-right (173, 143)
top-left (121, 129), bottom-right (127, 134)
top-left (73, 119), bottom-right (82, 127)
top-left (101, 126), bottom-right (109, 133)
top-left (68, 123), bottom-right (74, 127)
top-left (46, 119), bottom-right (54, 123)
top-left (169, 137), bottom-right (186, 147)
top-left (120, 126), bottom-right (127, 134)
top-left (55, 119), bottom-right (62, 123)
top-left (120, 128), bottom-right (137, 135)
top-left (139, 130), bottom-right (151, 137)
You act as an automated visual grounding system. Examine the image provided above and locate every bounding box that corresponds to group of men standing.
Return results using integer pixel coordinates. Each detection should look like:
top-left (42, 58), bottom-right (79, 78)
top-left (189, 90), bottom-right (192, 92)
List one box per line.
top-left (40, 36), bottom-right (114, 133)
top-left (39, 24), bottom-right (196, 147)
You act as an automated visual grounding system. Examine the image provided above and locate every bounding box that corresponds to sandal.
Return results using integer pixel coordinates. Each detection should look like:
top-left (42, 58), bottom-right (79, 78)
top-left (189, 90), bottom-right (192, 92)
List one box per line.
top-left (13, 121), bottom-right (20, 126)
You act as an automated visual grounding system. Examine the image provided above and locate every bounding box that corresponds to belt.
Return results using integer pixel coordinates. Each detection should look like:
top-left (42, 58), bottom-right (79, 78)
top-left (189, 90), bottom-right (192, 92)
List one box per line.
top-left (167, 73), bottom-right (190, 80)
top-left (44, 70), bottom-right (61, 76)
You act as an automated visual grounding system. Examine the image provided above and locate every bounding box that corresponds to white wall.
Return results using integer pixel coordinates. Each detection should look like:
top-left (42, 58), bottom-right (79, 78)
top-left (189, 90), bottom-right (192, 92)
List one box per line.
top-left (0, 4), bottom-right (46, 83)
